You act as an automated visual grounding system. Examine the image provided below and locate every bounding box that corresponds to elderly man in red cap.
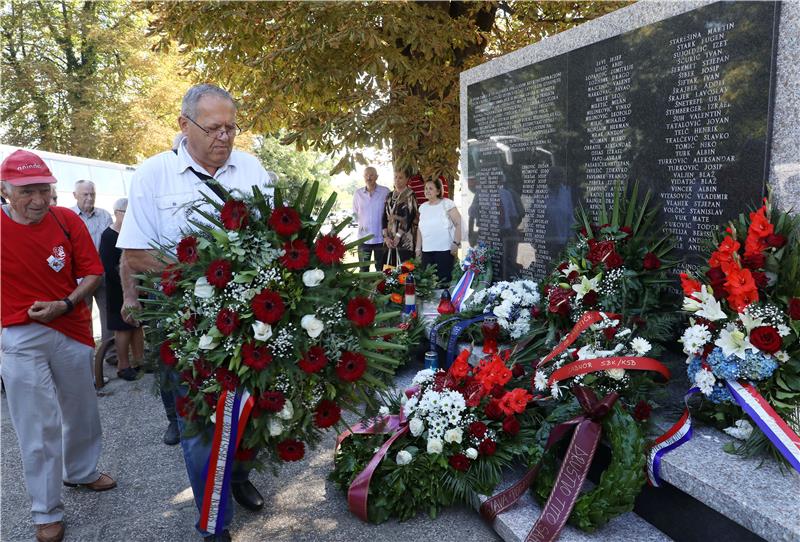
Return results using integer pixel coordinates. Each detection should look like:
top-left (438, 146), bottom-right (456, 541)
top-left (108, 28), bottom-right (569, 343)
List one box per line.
top-left (0, 149), bottom-right (116, 542)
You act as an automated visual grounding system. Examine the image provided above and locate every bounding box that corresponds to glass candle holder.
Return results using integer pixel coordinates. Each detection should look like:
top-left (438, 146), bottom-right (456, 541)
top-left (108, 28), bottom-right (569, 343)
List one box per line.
top-left (437, 289), bottom-right (456, 315)
top-left (481, 315), bottom-right (500, 354)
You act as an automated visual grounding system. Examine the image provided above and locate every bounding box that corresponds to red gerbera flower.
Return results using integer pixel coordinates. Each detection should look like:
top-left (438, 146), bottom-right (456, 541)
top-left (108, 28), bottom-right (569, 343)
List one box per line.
top-left (346, 296), bottom-right (377, 327)
top-left (280, 239), bottom-right (310, 270)
top-left (315, 234), bottom-right (346, 265)
top-left (336, 351), bottom-right (367, 382)
top-left (268, 206), bottom-right (302, 237)
top-left (220, 200), bottom-right (249, 230)
top-left (257, 390), bottom-right (285, 412)
top-left (242, 342), bottom-right (273, 371)
top-left (206, 259), bottom-right (233, 288)
top-left (298, 346), bottom-right (328, 373)
top-left (215, 367), bottom-right (239, 391)
top-left (160, 341), bottom-right (178, 366)
top-left (449, 453), bottom-right (470, 472)
top-left (216, 308), bottom-right (240, 336)
top-left (251, 289), bottom-right (285, 324)
top-left (177, 236), bottom-right (199, 264)
top-left (313, 400), bottom-right (341, 428)
top-left (277, 439), bottom-right (305, 462)
top-left (161, 265), bottom-right (181, 296)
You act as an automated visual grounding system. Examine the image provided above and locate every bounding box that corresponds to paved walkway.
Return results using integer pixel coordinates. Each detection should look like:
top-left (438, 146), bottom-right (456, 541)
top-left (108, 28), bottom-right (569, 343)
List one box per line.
top-left (1, 370), bottom-right (499, 542)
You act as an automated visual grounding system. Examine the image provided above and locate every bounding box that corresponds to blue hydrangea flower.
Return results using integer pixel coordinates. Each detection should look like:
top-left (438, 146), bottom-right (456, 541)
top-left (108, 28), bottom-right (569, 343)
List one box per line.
top-left (708, 384), bottom-right (733, 404)
top-left (687, 354), bottom-right (734, 405)
top-left (739, 349), bottom-right (778, 381)
top-left (706, 347), bottom-right (741, 381)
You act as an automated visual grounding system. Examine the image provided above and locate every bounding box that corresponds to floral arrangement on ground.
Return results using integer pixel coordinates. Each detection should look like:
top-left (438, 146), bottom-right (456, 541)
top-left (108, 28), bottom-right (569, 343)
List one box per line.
top-left (139, 182), bottom-right (407, 466)
top-left (679, 199), bottom-right (800, 460)
top-left (330, 350), bottom-right (541, 523)
top-left (540, 182), bottom-right (680, 352)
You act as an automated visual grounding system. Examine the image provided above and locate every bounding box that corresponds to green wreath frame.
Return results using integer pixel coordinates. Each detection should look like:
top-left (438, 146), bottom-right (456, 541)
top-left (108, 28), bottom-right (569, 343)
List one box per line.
top-left (529, 400), bottom-right (646, 532)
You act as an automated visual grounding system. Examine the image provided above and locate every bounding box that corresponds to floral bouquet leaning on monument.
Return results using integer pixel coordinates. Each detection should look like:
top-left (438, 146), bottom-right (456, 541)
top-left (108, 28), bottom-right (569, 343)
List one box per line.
top-left (137, 182), bottom-right (408, 503)
top-left (662, 199), bottom-right (800, 474)
top-left (540, 181), bottom-right (680, 353)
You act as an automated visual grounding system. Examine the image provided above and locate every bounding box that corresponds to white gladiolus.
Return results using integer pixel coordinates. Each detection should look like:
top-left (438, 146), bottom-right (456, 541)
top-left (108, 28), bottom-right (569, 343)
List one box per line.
top-left (277, 400), bottom-right (294, 420)
top-left (198, 334), bottom-right (218, 350)
top-left (302, 269), bottom-right (325, 287)
top-left (444, 428), bottom-right (463, 444)
top-left (300, 314), bottom-right (324, 338)
top-left (409, 417), bottom-right (424, 437)
top-left (396, 450), bottom-right (413, 465)
top-left (252, 321), bottom-right (273, 342)
top-left (194, 276), bottom-right (215, 299)
top-left (426, 438), bottom-right (443, 455)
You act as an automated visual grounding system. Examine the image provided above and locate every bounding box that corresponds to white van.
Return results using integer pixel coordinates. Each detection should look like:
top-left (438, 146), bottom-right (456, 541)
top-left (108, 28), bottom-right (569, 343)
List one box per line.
top-left (0, 144), bottom-right (135, 214)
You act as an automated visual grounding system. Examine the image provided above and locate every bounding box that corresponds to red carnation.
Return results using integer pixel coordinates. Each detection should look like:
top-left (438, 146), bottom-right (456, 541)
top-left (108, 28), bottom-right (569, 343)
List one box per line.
top-left (789, 298), bottom-right (800, 320)
top-left (251, 289), bottom-right (285, 324)
top-left (742, 252), bottom-right (766, 270)
top-left (749, 326), bottom-right (782, 354)
top-left (215, 367), bottom-right (239, 391)
top-left (633, 400), bottom-right (652, 422)
top-left (315, 234), bottom-right (346, 265)
top-left (220, 200), bottom-right (249, 230)
top-left (347, 296), bottom-right (377, 327)
top-left (235, 447), bottom-right (256, 462)
top-left (766, 233), bottom-right (787, 248)
top-left (242, 342), bottom-right (273, 371)
top-left (161, 265), bottom-right (181, 296)
top-left (298, 346), bottom-right (328, 373)
top-left (268, 206), bottom-right (302, 237)
top-left (257, 390), bottom-right (286, 413)
top-left (469, 421), bottom-right (488, 439)
top-left (643, 252), bottom-right (661, 270)
top-left (206, 259), bottom-right (233, 288)
top-left (277, 439), bottom-right (305, 462)
top-left (313, 400), bottom-right (341, 428)
top-left (280, 239), bottom-right (310, 270)
top-left (449, 453), bottom-right (470, 472)
top-left (336, 351), bottom-right (367, 382)
top-left (484, 398), bottom-right (505, 421)
top-left (177, 236), bottom-right (199, 264)
top-left (216, 308), bottom-right (240, 336)
top-left (605, 251), bottom-right (624, 270)
top-left (160, 341), bottom-right (178, 366)
top-left (582, 290), bottom-right (599, 307)
top-left (502, 416), bottom-right (521, 436)
top-left (603, 327), bottom-right (618, 341)
top-left (479, 439), bottom-right (497, 456)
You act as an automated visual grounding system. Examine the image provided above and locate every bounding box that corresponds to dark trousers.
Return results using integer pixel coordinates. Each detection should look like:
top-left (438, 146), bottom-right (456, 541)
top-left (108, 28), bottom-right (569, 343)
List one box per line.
top-left (358, 243), bottom-right (386, 272)
top-left (422, 250), bottom-right (455, 286)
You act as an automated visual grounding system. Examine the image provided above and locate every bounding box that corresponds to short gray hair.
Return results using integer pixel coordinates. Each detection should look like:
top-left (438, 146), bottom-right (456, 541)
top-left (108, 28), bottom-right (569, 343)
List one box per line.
top-left (113, 198), bottom-right (128, 212)
top-left (181, 84), bottom-right (236, 118)
top-left (74, 179), bottom-right (94, 191)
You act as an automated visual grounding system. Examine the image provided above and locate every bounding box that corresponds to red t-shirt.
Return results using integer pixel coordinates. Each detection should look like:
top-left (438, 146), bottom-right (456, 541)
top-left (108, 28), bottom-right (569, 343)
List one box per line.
top-left (408, 175), bottom-right (450, 206)
top-left (1, 207), bottom-right (104, 346)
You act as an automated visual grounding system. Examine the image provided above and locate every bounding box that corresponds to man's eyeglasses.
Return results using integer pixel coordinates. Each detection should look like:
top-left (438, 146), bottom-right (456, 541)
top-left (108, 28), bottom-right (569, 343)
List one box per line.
top-left (183, 115), bottom-right (242, 139)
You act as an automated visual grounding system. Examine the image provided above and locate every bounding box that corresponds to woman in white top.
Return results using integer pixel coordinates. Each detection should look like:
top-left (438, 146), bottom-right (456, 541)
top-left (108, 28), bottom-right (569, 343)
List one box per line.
top-left (416, 177), bottom-right (462, 285)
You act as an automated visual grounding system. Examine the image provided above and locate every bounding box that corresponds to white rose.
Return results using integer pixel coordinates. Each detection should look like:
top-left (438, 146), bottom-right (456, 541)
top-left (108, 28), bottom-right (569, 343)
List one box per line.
top-left (465, 447), bottom-right (478, 460)
top-left (277, 400), bottom-right (294, 420)
top-left (267, 417), bottom-right (283, 436)
top-left (426, 438), bottom-right (443, 455)
top-left (302, 269), bottom-right (325, 287)
top-left (606, 368), bottom-right (626, 380)
top-left (444, 428), bottom-right (463, 444)
top-left (252, 321), bottom-right (273, 342)
top-left (300, 314), bottom-right (324, 338)
top-left (395, 450), bottom-right (413, 466)
top-left (409, 417), bottom-right (424, 437)
top-left (194, 277), bottom-right (215, 299)
top-left (198, 334), bottom-right (218, 350)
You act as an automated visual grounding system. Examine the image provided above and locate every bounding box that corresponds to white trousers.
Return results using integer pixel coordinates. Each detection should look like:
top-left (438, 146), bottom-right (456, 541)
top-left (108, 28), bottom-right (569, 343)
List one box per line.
top-left (1, 323), bottom-right (103, 524)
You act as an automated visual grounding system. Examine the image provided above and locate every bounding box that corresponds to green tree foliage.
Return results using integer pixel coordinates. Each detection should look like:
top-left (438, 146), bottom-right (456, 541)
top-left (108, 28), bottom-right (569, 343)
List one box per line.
top-left (1, 0), bottom-right (190, 163)
top-left (147, 1), bottom-right (630, 181)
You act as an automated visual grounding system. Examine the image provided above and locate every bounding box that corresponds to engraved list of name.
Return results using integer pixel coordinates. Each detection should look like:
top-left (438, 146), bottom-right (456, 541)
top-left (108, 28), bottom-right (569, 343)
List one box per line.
top-left (660, 22), bottom-right (734, 252)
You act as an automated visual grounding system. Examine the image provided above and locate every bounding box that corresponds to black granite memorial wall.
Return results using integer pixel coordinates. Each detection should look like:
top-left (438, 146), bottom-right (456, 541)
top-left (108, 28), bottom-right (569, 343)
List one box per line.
top-left (465, 1), bottom-right (780, 281)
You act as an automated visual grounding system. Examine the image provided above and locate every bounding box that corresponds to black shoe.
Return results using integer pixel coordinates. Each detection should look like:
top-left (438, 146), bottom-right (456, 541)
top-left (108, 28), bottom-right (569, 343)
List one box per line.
top-left (116, 367), bottom-right (138, 381)
top-left (203, 530), bottom-right (231, 542)
top-left (163, 421), bottom-right (180, 445)
top-left (231, 480), bottom-right (264, 511)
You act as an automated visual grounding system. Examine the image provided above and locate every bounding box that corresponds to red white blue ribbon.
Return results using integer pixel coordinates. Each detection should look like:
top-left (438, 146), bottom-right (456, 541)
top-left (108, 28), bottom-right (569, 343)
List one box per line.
top-left (646, 387), bottom-right (699, 487)
top-left (450, 268), bottom-right (475, 311)
top-left (199, 389), bottom-right (255, 535)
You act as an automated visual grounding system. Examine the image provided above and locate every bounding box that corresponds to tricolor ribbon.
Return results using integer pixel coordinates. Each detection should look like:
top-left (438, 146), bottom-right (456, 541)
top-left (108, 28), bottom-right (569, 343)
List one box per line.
top-left (198, 388), bottom-right (255, 535)
top-left (335, 414), bottom-right (408, 522)
top-left (480, 387), bottom-right (619, 542)
top-left (648, 380), bottom-right (800, 487)
top-left (450, 268), bottom-right (475, 311)
top-left (429, 315), bottom-right (462, 351)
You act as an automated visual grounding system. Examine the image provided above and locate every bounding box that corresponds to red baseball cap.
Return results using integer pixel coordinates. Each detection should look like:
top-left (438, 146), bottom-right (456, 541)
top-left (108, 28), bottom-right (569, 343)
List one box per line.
top-left (1, 149), bottom-right (57, 186)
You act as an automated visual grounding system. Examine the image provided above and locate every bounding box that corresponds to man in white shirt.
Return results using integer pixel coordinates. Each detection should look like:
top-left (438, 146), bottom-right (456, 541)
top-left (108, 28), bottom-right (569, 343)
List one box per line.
top-left (352, 166), bottom-right (389, 271)
top-left (117, 84), bottom-right (274, 542)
